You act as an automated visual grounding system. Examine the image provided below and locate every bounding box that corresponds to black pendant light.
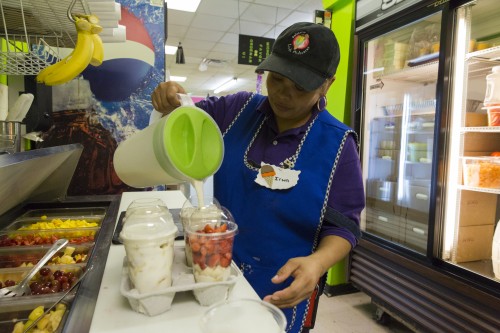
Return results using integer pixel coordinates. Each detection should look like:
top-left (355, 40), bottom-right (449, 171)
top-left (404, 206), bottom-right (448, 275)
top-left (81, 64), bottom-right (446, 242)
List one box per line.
top-left (176, 42), bottom-right (185, 64)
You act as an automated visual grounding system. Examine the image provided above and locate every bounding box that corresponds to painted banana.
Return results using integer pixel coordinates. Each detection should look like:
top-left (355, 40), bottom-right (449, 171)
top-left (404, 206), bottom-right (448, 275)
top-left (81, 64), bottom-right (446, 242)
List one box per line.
top-left (42, 24), bottom-right (94, 85)
top-left (36, 51), bottom-right (73, 83)
top-left (37, 18), bottom-right (94, 86)
top-left (90, 32), bottom-right (104, 66)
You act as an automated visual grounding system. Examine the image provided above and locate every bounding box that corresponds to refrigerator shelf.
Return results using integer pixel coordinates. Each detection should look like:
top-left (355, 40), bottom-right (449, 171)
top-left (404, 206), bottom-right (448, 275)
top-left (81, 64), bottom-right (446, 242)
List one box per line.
top-left (466, 46), bottom-right (500, 78)
top-left (466, 45), bottom-right (500, 63)
top-left (458, 185), bottom-right (500, 195)
top-left (376, 61), bottom-right (438, 83)
top-left (460, 126), bottom-right (500, 133)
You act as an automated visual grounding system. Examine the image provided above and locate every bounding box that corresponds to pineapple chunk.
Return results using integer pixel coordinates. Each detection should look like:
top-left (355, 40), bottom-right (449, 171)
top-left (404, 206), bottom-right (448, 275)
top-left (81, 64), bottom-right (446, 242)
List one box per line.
top-left (28, 306), bottom-right (44, 321)
top-left (48, 310), bottom-right (64, 331)
top-left (12, 322), bottom-right (24, 333)
top-left (59, 255), bottom-right (75, 264)
top-left (36, 315), bottom-right (50, 329)
top-left (55, 304), bottom-right (66, 312)
top-left (63, 246), bottom-right (75, 256)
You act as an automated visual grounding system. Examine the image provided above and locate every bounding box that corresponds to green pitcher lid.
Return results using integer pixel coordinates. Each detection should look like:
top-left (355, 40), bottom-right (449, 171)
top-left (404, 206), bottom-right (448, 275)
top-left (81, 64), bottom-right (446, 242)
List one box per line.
top-left (157, 106), bottom-right (224, 180)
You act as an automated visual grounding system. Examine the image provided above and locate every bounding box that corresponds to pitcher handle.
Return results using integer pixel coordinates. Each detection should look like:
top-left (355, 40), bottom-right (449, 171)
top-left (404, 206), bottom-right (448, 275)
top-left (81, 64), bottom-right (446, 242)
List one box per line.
top-left (176, 93), bottom-right (195, 107)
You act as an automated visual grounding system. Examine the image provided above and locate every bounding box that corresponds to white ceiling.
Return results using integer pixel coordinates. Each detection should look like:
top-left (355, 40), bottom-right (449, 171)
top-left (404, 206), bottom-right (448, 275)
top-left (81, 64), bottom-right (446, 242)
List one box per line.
top-left (165, 0), bottom-right (326, 97)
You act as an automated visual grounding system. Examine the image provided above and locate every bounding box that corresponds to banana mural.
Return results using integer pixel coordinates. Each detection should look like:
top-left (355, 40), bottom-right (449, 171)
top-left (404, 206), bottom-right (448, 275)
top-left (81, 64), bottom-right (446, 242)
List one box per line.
top-left (36, 14), bottom-right (104, 86)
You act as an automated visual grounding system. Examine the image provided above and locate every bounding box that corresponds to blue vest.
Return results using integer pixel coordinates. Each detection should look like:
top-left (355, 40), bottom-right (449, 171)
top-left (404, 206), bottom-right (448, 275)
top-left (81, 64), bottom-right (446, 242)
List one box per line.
top-left (214, 94), bottom-right (352, 333)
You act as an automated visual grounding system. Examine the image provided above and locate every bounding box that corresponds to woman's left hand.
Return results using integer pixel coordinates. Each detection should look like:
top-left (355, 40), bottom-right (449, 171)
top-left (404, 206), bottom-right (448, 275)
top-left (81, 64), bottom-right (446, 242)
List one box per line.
top-left (262, 256), bottom-right (324, 308)
top-left (263, 235), bottom-right (352, 308)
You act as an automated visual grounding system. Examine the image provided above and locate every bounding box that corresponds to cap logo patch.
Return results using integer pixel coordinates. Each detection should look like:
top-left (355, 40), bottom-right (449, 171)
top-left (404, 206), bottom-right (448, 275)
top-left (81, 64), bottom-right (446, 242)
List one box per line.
top-left (289, 32), bottom-right (310, 55)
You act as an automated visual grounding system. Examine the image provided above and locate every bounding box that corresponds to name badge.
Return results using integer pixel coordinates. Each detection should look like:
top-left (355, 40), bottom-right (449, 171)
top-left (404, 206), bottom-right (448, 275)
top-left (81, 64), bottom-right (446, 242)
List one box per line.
top-left (255, 163), bottom-right (300, 190)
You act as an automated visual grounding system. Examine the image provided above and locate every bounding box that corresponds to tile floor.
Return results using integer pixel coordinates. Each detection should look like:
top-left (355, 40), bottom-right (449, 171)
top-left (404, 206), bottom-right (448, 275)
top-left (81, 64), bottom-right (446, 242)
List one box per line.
top-left (312, 291), bottom-right (414, 333)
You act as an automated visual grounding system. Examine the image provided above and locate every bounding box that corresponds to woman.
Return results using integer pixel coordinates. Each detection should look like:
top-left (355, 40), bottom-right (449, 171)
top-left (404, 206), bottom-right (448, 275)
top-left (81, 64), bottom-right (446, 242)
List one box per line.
top-left (152, 22), bottom-right (364, 333)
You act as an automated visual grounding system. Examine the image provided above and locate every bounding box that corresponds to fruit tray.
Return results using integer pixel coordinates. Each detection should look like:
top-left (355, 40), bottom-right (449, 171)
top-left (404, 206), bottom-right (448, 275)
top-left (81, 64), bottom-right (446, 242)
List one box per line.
top-left (0, 243), bottom-right (93, 268)
top-left (0, 227), bottom-right (99, 247)
top-left (120, 245), bottom-right (241, 316)
top-left (6, 215), bottom-right (103, 231)
top-left (0, 264), bottom-right (83, 306)
top-left (17, 207), bottom-right (107, 220)
top-left (0, 297), bottom-right (70, 333)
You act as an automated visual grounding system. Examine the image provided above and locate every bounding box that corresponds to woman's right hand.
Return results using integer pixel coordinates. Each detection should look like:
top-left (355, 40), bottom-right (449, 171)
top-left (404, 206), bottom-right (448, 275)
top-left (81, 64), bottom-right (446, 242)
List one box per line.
top-left (151, 81), bottom-right (187, 115)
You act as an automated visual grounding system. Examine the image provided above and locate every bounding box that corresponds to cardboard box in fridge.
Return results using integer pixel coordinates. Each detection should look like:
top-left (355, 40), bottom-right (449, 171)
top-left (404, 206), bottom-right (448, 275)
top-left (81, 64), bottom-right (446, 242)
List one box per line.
top-left (463, 132), bottom-right (500, 154)
top-left (459, 191), bottom-right (498, 227)
top-left (465, 112), bottom-right (488, 127)
top-left (455, 224), bottom-right (494, 263)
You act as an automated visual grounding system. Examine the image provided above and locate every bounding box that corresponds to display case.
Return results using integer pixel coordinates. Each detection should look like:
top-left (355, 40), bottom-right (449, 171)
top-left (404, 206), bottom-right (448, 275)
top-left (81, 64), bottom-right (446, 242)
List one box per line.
top-left (360, 10), bottom-right (440, 254)
top-left (350, 0), bottom-right (500, 331)
top-left (442, 0), bottom-right (500, 281)
top-left (0, 145), bottom-right (121, 332)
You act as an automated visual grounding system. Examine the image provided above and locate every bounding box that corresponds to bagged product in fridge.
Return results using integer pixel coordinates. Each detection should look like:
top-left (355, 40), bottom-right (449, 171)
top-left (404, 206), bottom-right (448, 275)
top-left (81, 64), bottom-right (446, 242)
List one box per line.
top-left (484, 66), bottom-right (500, 106)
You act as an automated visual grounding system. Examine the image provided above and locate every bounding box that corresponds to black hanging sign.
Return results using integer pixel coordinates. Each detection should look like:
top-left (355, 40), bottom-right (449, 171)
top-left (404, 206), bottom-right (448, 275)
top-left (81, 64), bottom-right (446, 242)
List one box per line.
top-left (238, 34), bottom-right (274, 66)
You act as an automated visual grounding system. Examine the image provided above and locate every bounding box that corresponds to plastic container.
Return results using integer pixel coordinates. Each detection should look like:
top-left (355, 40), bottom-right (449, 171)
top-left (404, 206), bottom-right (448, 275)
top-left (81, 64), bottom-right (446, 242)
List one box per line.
top-left (180, 196), bottom-right (221, 267)
top-left (462, 156), bottom-right (500, 189)
top-left (493, 221), bottom-right (500, 279)
top-left (0, 297), bottom-right (69, 333)
top-left (120, 245), bottom-right (241, 316)
top-left (408, 142), bottom-right (427, 162)
top-left (0, 226), bottom-right (99, 247)
top-left (0, 121), bottom-right (21, 154)
top-left (113, 97), bottom-right (224, 187)
top-left (120, 201), bottom-right (178, 294)
top-left (199, 299), bottom-right (287, 333)
top-left (0, 243), bottom-right (92, 268)
top-left (5, 216), bottom-right (103, 231)
top-left (484, 66), bottom-right (500, 106)
top-left (184, 220), bottom-right (238, 284)
top-left (0, 264), bottom-right (83, 304)
top-left (484, 105), bottom-right (500, 126)
top-left (17, 207), bottom-right (107, 219)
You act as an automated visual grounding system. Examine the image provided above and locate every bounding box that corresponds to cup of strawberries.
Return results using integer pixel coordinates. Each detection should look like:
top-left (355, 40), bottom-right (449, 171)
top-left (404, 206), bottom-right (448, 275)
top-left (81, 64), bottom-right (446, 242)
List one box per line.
top-left (184, 220), bottom-right (238, 283)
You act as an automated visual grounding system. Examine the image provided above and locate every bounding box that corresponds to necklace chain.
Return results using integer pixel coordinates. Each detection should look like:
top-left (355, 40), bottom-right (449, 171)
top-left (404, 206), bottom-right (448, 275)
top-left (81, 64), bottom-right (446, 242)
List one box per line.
top-left (243, 112), bottom-right (319, 171)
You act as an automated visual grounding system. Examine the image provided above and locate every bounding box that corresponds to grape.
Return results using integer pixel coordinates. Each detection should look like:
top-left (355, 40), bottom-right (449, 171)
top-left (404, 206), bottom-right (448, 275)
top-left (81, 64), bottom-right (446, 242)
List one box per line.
top-left (4, 280), bottom-right (15, 287)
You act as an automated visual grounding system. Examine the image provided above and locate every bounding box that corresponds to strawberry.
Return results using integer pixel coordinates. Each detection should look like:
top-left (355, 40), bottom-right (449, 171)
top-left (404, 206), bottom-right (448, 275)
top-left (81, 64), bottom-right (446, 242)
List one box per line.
top-left (208, 254), bottom-right (221, 268)
top-left (220, 257), bottom-right (231, 268)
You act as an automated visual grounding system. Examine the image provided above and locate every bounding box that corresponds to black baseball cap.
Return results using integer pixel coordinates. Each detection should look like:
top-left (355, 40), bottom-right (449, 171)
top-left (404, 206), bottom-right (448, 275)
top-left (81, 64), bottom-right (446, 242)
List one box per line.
top-left (256, 22), bottom-right (340, 92)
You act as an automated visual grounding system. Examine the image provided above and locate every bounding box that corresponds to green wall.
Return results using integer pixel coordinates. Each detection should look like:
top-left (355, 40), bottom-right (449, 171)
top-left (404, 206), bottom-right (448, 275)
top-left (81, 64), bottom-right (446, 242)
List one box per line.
top-left (323, 0), bottom-right (355, 126)
top-left (322, 0), bottom-right (356, 289)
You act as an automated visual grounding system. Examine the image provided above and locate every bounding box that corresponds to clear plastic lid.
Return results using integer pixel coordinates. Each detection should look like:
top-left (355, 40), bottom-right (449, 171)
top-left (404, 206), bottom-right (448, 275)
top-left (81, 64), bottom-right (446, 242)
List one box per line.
top-left (120, 198), bottom-right (177, 241)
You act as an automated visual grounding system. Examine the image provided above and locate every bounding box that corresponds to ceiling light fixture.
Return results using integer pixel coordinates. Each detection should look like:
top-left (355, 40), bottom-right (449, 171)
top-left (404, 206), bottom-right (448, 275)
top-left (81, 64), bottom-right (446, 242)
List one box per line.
top-left (199, 58), bottom-right (208, 71)
top-left (214, 78), bottom-right (237, 94)
top-left (176, 42), bottom-right (185, 64)
top-left (170, 76), bottom-right (187, 82)
top-left (165, 0), bottom-right (201, 12)
top-left (199, 58), bottom-right (227, 72)
top-left (164, 44), bottom-right (177, 55)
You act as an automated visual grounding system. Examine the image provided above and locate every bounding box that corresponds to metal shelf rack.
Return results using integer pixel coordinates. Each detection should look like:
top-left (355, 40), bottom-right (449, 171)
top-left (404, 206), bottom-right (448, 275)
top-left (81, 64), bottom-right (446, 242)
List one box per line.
top-left (0, 0), bottom-right (90, 75)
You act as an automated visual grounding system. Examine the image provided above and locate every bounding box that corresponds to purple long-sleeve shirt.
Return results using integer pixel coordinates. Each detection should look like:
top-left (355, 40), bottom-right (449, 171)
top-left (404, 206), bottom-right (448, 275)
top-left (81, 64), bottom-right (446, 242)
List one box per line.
top-left (196, 91), bottom-right (364, 248)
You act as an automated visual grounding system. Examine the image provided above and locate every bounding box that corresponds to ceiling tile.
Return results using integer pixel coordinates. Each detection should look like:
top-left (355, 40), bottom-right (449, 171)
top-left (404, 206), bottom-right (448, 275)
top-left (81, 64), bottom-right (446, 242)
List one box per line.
top-left (164, 0), bottom-right (325, 96)
top-left (241, 3), bottom-right (281, 25)
top-left (186, 28), bottom-right (225, 42)
top-left (190, 13), bottom-right (236, 31)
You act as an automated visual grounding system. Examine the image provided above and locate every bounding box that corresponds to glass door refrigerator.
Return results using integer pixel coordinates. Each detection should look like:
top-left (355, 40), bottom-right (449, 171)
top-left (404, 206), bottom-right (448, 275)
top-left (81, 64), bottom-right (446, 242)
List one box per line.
top-left (350, 0), bottom-right (500, 331)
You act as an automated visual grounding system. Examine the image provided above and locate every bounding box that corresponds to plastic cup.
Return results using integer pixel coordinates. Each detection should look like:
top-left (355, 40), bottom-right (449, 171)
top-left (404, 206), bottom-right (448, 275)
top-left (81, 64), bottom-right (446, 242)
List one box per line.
top-left (120, 201), bottom-right (178, 294)
top-left (185, 220), bottom-right (237, 283)
top-left (486, 105), bottom-right (500, 126)
top-left (181, 196), bottom-right (221, 266)
top-left (199, 298), bottom-right (286, 333)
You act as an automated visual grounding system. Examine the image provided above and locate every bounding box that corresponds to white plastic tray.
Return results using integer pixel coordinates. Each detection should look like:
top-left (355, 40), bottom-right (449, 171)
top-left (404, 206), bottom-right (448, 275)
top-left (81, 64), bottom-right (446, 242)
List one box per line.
top-left (120, 245), bottom-right (241, 316)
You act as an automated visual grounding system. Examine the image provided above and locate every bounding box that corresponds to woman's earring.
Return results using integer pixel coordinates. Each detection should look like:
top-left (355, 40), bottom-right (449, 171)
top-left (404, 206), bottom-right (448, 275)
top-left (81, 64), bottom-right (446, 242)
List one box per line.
top-left (316, 95), bottom-right (327, 110)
